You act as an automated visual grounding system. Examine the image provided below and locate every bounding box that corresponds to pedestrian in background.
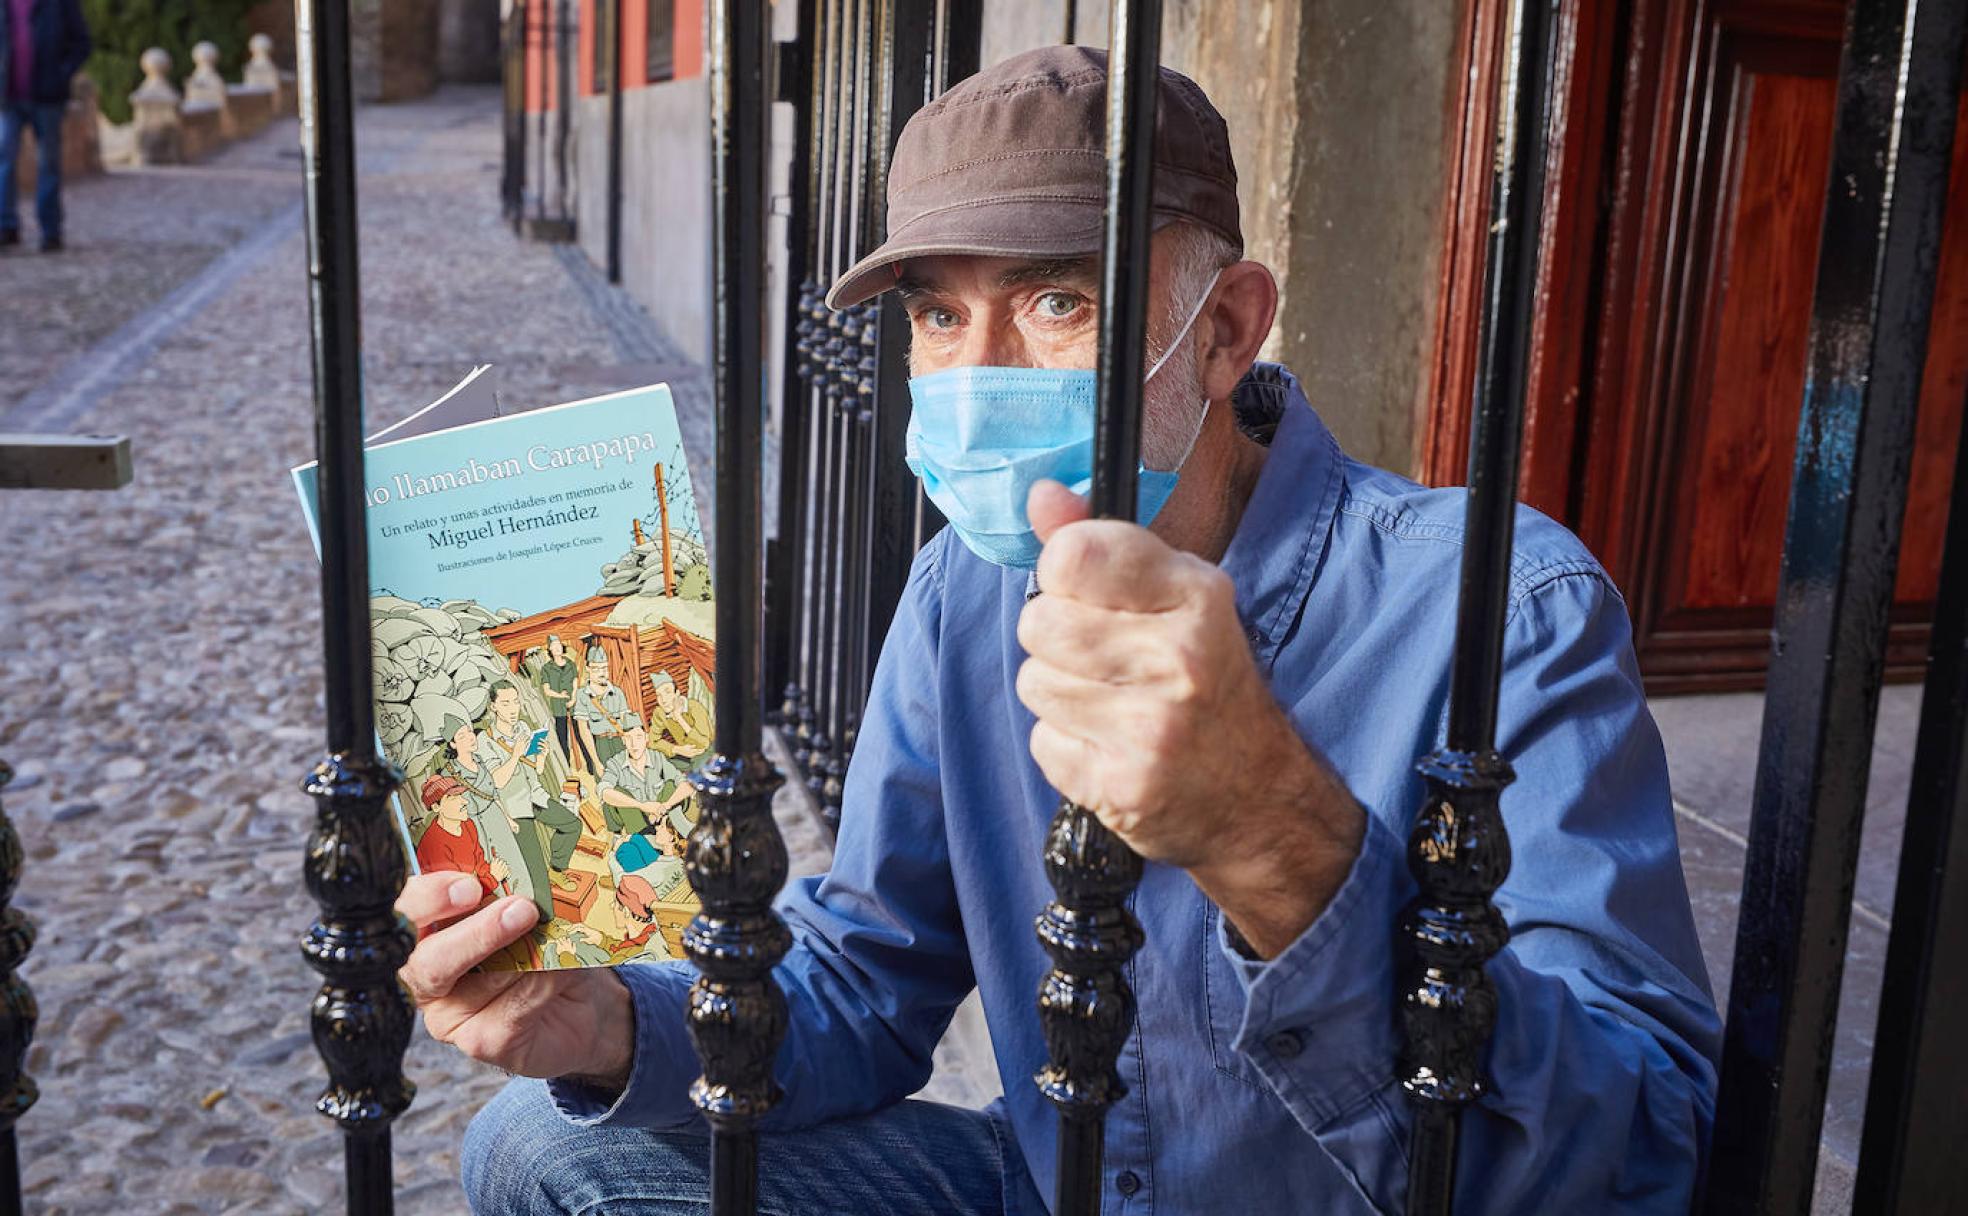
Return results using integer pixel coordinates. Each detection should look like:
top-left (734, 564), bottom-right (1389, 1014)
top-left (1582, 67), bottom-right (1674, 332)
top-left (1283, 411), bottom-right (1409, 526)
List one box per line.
top-left (0, 0), bottom-right (90, 252)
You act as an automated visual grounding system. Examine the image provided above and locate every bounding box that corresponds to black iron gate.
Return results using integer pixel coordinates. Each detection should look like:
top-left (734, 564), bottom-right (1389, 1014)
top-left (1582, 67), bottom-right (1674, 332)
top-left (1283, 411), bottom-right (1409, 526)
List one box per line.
top-left (766, 0), bottom-right (978, 831)
top-left (285, 0), bottom-right (1968, 1213)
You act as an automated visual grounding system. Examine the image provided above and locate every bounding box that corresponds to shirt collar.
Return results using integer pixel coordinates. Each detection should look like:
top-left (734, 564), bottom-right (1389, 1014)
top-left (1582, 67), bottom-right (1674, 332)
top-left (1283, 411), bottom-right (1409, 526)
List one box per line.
top-left (1217, 362), bottom-right (1344, 668)
top-left (1022, 362), bottom-right (1343, 669)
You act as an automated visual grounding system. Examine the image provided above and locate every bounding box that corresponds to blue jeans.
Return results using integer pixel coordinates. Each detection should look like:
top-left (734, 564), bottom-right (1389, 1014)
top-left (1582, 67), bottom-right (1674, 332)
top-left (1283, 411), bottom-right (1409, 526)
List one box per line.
top-left (0, 100), bottom-right (65, 239)
top-left (462, 1080), bottom-right (1050, 1216)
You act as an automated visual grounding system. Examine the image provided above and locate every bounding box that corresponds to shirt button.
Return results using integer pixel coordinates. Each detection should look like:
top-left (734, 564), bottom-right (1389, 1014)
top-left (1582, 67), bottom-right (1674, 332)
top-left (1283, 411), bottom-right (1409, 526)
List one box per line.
top-left (1266, 1029), bottom-right (1305, 1059)
top-left (1115, 1170), bottom-right (1142, 1197)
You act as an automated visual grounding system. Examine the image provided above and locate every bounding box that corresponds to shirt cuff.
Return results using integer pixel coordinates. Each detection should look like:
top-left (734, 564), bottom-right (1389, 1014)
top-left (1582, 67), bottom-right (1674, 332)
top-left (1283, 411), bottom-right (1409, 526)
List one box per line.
top-left (1215, 806), bottom-right (1408, 1128)
top-left (545, 960), bottom-right (703, 1128)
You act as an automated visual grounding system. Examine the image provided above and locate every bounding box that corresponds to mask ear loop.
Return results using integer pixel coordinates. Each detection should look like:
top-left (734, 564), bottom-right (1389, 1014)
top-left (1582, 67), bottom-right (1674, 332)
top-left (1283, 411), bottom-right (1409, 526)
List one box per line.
top-left (1142, 268), bottom-right (1225, 472)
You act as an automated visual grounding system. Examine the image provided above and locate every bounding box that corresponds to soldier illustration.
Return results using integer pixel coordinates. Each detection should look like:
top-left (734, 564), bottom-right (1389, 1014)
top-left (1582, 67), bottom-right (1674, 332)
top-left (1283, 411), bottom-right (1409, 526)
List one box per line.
top-left (573, 645), bottom-right (633, 771)
top-left (440, 714), bottom-right (533, 916)
top-left (478, 681), bottom-right (584, 917)
top-left (598, 711), bottom-right (693, 835)
top-left (609, 815), bottom-right (688, 961)
top-left (414, 775), bottom-right (510, 900)
top-left (646, 669), bottom-right (711, 775)
top-left (538, 633), bottom-right (579, 764)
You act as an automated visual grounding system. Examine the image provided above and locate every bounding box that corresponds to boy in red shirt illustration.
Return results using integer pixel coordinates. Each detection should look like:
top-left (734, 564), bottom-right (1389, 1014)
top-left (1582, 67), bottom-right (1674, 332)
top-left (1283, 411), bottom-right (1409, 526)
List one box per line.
top-left (416, 774), bottom-right (510, 899)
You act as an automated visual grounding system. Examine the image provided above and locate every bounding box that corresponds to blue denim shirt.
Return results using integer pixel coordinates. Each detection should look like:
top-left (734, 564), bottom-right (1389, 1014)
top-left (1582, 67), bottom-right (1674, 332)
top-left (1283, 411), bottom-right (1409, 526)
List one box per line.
top-left (551, 364), bottom-right (1722, 1214)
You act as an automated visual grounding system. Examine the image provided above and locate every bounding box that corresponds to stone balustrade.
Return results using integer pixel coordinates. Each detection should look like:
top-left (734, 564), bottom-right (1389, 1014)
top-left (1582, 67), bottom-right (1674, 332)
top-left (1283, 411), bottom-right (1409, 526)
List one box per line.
top-left (122, 37), bottom-right (294, 167)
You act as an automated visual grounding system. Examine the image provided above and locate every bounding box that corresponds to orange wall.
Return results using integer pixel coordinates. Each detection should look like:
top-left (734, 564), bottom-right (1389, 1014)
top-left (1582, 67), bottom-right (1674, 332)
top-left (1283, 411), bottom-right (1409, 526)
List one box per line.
top-left (567, 0), bottom-right (703, 104)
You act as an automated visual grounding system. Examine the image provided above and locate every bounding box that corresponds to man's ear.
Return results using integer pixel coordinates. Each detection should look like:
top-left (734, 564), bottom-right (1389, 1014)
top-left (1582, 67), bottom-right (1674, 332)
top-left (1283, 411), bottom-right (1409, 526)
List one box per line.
top-left (1196, 260), bottom-right (1279, 403)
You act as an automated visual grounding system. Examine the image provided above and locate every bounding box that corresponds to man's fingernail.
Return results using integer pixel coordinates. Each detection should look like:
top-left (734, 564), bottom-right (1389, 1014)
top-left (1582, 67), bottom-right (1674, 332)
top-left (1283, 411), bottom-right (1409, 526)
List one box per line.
top-left (448, 877), bottom-right (481, 906)
top-left (499, 900), bottom-right (537, 932)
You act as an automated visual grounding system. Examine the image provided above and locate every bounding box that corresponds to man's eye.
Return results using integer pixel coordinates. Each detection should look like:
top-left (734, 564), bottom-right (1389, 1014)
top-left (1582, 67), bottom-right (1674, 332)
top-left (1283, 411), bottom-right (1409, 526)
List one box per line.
top-left (919, 306), bottom-right (960, 330)
top-left (1035, 292), bottom-right (1083, 319)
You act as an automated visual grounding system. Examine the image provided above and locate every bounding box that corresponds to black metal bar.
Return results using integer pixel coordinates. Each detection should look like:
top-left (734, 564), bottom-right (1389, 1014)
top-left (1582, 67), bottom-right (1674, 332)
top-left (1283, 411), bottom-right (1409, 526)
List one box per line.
top-left (0, 760), bottom-right (35, 1216)
top-left (293, 3), bottom-right (417, 1214)
top-left (765, 0), bottom-right (818, 722)
top-left (860, 0), bottom-right (934, 725)
top-left (1397, 1), bottom-right (1559, 1213)
top-left (932, 0), bottom-right (980, 98)
top-left (1032, 5), bottom-right (1161, 1213)
top-left (605, 0), bottom-right (624, 282)
top-left (684, 2), bottom-right (790, 1214)
top-left (502, 2), bottom-right (527, 228)
top-left (535, 2), bottom-right (548, 225)
top-left (1854, 403), bottom-right (1968, 1211)
top-left (1705, 2), bottom-right (1968, 1212)
top-left (555, 0), bottom-right (574, 224)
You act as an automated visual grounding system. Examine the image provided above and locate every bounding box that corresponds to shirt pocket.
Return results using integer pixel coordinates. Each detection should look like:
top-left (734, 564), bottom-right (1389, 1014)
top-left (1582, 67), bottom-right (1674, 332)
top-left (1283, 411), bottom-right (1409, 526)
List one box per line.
top-left (1201, 900), bottom-right (1270, 1090)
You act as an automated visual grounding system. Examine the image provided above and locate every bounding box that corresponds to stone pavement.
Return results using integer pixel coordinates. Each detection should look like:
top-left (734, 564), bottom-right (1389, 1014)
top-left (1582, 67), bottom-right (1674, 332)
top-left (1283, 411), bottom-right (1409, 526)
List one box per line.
top-left (1653, 685), bottom-right (1920, 1211)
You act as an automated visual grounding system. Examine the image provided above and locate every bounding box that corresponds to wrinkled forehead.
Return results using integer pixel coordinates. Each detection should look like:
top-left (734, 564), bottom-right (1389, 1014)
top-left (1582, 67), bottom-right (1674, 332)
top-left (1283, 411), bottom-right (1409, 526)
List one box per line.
top-left (894, 254), bottom-right (1100, 302)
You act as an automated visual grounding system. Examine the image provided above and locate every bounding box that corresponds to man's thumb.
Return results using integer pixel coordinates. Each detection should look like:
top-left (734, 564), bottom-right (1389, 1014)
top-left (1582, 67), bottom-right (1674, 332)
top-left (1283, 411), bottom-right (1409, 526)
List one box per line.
top-left (1028, 479), bottom-right (1092, 544)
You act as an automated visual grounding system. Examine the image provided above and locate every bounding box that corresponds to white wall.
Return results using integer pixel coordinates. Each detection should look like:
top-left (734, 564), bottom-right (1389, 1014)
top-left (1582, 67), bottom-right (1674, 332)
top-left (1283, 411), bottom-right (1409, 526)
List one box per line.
top-left (575, 79), bottom-right (715, 365)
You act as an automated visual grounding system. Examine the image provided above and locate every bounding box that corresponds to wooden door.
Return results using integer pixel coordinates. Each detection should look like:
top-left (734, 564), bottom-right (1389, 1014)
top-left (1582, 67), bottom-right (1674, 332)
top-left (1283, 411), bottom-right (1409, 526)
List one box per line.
top-left (1428, 0), bottom-right (1968, 692)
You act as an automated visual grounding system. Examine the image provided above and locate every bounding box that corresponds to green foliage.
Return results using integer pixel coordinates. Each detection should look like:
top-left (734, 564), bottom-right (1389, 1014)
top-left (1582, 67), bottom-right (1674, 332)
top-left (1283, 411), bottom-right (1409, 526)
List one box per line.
top-left (82, 0), bottom-right (261, 123)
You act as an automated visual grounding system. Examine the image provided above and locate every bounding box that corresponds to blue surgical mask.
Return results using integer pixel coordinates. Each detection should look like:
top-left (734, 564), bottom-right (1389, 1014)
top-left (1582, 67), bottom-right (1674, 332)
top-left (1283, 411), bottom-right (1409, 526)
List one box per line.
top-left (904, 274), bottom-right (1219, 570)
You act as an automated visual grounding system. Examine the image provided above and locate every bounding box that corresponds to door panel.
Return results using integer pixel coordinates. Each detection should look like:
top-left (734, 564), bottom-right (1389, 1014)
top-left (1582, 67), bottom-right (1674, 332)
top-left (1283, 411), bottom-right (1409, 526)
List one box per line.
top-left (1425, 0), bottom-right (1967, 692)
top-left (1637, 13), bottom-right (1967, 688)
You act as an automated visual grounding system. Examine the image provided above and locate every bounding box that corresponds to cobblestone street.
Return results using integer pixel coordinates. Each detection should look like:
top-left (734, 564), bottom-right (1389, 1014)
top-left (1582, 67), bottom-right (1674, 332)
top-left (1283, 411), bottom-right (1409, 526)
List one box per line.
top-left (0, 85), bottom-right (855, 1215)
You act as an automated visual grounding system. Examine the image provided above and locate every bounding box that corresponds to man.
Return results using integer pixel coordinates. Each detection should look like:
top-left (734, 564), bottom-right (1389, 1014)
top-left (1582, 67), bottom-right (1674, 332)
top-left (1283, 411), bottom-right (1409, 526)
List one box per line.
top-left (0, 0), bottom-right (88, 252)
top-left (572, 646), bottom-right (632, 772)
top-left (538, 633), bottom-right (579, 763)
top-left (405, 47), bottom-right (1719, 1213)
top-left (597, 711), bottom-right (693, 836)
top-left (645, 669), bottom-right (710, 774)
top-left (477, 681), bottom-right (583, 912)
top-left (414, 775), bottom-right (510, 900)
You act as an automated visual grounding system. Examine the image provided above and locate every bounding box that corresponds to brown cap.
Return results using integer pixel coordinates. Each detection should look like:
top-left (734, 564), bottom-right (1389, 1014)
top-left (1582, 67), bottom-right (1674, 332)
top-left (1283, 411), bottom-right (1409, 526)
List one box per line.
top-left (825, 45), bottom-right (1241, 310)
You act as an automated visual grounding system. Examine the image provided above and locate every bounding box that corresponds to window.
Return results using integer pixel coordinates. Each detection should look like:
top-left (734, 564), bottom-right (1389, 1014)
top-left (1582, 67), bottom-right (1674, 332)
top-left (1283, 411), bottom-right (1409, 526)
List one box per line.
top-left (592, 0), bottom-right (610, 94)
top-left (646, 0), bottom-right (676, 83)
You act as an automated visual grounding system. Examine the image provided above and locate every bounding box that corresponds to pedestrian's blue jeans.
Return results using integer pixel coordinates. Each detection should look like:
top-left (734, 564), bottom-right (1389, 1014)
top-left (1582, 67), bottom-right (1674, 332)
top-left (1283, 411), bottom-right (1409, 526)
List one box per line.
top-left (463, 1079), bottom-right (1050, 1216)
top-left (0, 101), bottom-right (66, 239)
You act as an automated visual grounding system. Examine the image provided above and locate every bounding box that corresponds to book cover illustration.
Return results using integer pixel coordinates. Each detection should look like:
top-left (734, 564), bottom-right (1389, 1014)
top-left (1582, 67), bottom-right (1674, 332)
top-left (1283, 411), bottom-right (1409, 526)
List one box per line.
top-left (293, 383), bottom-right (714, 971)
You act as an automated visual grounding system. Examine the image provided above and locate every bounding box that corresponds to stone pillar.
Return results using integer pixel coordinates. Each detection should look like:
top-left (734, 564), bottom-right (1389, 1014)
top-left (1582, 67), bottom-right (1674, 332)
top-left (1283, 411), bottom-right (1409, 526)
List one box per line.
top-left (184, 40), bottom-right (238, 138)
top-left (350, 0), bottom-right (440, 102)
top-left (244, 33), bottom-right (291, 116)
top-left (65, 74), bottom-right (102, 177)
top-left (129, 48), bottom-right (184, 165)
top-left (438, 0), bottom-right (501, 83)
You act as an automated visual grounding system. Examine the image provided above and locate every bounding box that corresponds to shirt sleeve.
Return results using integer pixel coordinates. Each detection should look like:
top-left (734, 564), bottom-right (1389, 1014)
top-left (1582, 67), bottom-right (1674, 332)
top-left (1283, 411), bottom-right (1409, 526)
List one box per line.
top-left (1216, 569), bottom-right (1721, 1213)
top-left (547, 538), bottom-right (973, 1130)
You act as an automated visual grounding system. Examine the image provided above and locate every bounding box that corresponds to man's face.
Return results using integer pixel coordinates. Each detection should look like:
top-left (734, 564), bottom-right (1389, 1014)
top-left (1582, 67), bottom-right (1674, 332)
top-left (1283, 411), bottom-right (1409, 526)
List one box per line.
top-left (436, 792), bottom-right (467, 822)
top-left (589, 659), bottom-right (611, 687)
top-left (492, 688), bottom-right (520, 725)
top-left (896, 237), bottom-right (1205, 472)
top-left (625, 725), bottom-right (647, 757)
top-left (653, 682), bottom-right (680, 713)
top-left (451, 723), bottom-right (477, 754)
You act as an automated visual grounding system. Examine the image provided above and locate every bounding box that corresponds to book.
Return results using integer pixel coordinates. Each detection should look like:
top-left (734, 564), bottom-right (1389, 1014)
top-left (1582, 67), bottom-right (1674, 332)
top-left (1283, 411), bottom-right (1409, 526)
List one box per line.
top-left (292, 377), bottom-right (714, 972)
